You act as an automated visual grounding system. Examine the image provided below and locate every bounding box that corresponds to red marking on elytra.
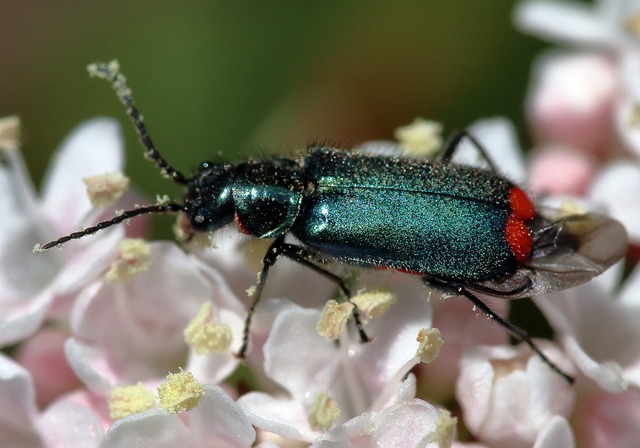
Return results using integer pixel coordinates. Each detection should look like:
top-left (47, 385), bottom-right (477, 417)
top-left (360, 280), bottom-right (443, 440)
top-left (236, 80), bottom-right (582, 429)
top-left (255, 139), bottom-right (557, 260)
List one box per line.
top-left (505, 187), bottom-right (535, 264)
top-left (509, 187), bottom-right (535, 221)
top-left (505, 216), bottom-right (533, 265)
top-left (234, 211), bottom-right (251, 235)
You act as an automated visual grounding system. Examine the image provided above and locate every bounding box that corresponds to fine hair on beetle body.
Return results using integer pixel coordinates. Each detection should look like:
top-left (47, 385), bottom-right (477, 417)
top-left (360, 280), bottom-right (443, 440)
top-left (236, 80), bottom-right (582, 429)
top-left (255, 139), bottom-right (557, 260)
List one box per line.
top-left (40, 61), bottom-right (629, 385)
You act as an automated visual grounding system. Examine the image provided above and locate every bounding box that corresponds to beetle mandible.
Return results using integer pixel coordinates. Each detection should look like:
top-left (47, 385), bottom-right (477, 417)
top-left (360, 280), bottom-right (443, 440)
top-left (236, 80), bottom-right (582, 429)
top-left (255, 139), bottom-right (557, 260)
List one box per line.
top-left (41, 61), bottom-right (628, 384)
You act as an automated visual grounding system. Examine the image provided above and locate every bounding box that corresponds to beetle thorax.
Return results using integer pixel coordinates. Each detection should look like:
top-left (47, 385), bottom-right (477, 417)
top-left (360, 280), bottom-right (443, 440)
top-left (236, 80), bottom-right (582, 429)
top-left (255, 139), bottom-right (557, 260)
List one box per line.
top-left (184, 159), bottom-right (305, 238)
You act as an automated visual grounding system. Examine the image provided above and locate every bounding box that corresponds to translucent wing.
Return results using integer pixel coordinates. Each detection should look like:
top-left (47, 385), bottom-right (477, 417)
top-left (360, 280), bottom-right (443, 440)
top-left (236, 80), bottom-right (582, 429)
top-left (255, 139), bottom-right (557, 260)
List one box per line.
top-left (470, 210), bottom-right (628, 298)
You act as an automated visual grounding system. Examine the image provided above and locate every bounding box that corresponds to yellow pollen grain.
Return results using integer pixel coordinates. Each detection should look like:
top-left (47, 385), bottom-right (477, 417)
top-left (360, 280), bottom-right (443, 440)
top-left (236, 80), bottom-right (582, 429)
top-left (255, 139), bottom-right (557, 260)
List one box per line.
top-left (425, 409), bottom-right (458, 448)
top-left (394, 118), bottom-right (443, 157)
top-left (316, 300), bottom-right (354, 340)
top-left (351, 289), bottom-right (397, 319)
top-left (156, 194), bottom-right (170, 204)
top-left (557, 200), bottom-right (588, 218)
top-left (628, 103), bottom-right (640, 127)
top-left (184, 302), bottom-right (233, 354)
top-left (624, 12), bottom-right (640, 36)
top-left (105, 238), bottom-right (152, 282)
top-left (0, 116), bottom-right (20, 152)
top-left (108, 383), bottom-right (155, 419)
top-left (83, 172), bottom-right (130, 207)
top-left (307, 393), bottom-right (340, 431)
top-left (157, 369), bottom-right (204, 414)
top-left (246, 284), bottom-right (257, 299)
top-left (416, 327), bottom-right (444, 364)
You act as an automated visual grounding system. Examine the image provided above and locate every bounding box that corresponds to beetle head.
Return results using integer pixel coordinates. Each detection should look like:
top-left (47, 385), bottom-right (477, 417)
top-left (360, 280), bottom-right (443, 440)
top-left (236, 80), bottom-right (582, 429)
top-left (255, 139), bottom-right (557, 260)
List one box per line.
top-left (183, 162), bottom-right (236, 232)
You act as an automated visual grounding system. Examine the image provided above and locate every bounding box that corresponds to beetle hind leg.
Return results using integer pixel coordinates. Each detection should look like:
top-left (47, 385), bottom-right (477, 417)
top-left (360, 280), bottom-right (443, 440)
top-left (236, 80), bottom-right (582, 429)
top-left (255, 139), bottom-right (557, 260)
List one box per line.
top-left (423, 277), bottom-right (574, 384)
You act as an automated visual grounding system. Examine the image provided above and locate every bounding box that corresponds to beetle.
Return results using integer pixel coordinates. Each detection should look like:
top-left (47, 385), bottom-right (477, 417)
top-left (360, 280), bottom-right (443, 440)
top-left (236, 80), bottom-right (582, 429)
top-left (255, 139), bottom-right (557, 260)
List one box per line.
top-left (41, 61), bottom-right (628, 384)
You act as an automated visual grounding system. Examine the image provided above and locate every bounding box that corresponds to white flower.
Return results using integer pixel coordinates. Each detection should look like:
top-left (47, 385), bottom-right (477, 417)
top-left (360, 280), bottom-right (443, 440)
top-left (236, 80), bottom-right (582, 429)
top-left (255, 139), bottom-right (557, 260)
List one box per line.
top-left (516, 0), bottom-right (640, 158)
top-left (535, 261), bottom-right (640, 391)
top-left (456, 342), bottom-right (576, 448)
top-left (103, 385), bottom-right (257, 448)
top-left (238, 276), bottom-right (432, 443)
top-left (312, 391), bottom-right (456, 448)
top-left (589, 160), bottom-right (640, 242)
top-left (525, 52), bottom-right (618, 154)
top-left (0, 119), bottom-right (127, 346)
top-left (0, 353), bottom-right (105, 447)
top-left (571, 387), bottom-right (640, 446)
top-left (515, 0), bottom-right (640, 49)
top-left (65, 242), bottom-right (245, 394)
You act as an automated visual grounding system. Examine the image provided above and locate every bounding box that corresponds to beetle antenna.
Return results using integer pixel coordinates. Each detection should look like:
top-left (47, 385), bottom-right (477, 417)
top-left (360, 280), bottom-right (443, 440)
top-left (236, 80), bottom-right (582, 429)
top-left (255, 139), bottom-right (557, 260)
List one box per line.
top-left (87, 60), bottom-right (188, 185)
top-left (40, 203), bottom-right (184, 250)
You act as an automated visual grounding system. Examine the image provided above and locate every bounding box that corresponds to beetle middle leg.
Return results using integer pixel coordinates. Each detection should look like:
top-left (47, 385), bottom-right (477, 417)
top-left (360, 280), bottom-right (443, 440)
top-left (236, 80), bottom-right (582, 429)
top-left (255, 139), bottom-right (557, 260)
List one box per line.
top-left (424, 277), bottom-right (574, 384)
top-left (237, 235), bottom-right (370, 358)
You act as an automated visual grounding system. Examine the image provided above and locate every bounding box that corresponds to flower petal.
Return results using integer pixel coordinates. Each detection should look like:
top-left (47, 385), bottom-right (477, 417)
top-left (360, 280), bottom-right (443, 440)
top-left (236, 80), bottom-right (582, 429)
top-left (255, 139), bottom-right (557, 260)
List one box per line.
top-left (515, 0), bottom-right (613, 46)
top-left (535, 264), bottom-right (639, 391)
top-left (188, 385), bottom-right (256, 447)
top-left (239, 392), bottom-right (310, 441)
top-left (261, 302), bottom-right (339, 398)
top-left (457, 343), bottom-right (574, 447)
top-left (0, 289), bottom-right (51, 347)
top-left (38, 397), bottom-right (105, 448)
top-left (533, 415), bottom-right (575, 448)
top-left (104, 408), bottom-right (192, 447)
top-left (589, 161), bottom-right (640, 242)
top-left (41, 118), bottom-right (124, 232)
top-left (0, 354), bottom-right (42, 447)
top-left (68, 243), bottom-right (213, 388)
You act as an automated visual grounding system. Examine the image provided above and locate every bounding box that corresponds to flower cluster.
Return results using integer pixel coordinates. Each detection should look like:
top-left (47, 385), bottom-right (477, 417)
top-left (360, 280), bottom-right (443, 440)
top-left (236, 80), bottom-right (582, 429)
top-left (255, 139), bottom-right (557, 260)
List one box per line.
top-left (1, 2), bottom-right (639, 446)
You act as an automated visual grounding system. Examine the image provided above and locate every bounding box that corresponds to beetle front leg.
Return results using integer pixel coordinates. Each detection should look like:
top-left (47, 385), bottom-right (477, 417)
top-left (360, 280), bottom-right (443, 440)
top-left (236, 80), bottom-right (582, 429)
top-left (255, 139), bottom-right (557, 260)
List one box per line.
top-left (237, 236), bottom-right (370, 358)
top-left (237, 236), bottom-right (284, 359)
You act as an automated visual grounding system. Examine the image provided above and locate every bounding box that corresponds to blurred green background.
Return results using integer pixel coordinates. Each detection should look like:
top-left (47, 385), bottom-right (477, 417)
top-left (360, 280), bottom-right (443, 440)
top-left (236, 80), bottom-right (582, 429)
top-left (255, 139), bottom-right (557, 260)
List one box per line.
top-left (2, 1), bottom-right (547, 202)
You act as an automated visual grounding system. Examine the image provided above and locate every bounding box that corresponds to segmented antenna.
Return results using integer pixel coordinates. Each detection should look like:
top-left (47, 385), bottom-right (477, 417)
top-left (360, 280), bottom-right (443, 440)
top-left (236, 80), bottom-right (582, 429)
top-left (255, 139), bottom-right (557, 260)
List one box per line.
top-left (41, 203), bottom-right (184, 249)
top-left (87, 60), bottom-right (188, 185)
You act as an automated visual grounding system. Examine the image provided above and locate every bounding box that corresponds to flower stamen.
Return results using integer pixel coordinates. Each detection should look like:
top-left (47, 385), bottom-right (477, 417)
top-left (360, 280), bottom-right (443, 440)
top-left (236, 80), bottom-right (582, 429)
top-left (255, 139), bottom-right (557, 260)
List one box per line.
top-left (109, 383), bottom-right (155, 419)
top-left (184, 302), bottom-right (233, 354)
top-left (316, 300), bottom-right (354, 340)
top-left (157, 369), bottom-right (204, 413)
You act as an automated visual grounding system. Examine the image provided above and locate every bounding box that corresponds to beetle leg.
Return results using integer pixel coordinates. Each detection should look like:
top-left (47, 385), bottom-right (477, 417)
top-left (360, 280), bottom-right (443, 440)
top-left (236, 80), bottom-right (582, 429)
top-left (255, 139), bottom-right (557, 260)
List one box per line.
top-left (237, 236), bottom-right (369, 358)
top-left (424, 278), bottom-right (574, 384)
top-left (465, 279), bottom-right (532, 297)
top-left (237, 235), bottom-right (284, 358)
top-left (275, 244), bottom-right (370, 344)
top-left (437, 129), bottom-right (499, 172)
